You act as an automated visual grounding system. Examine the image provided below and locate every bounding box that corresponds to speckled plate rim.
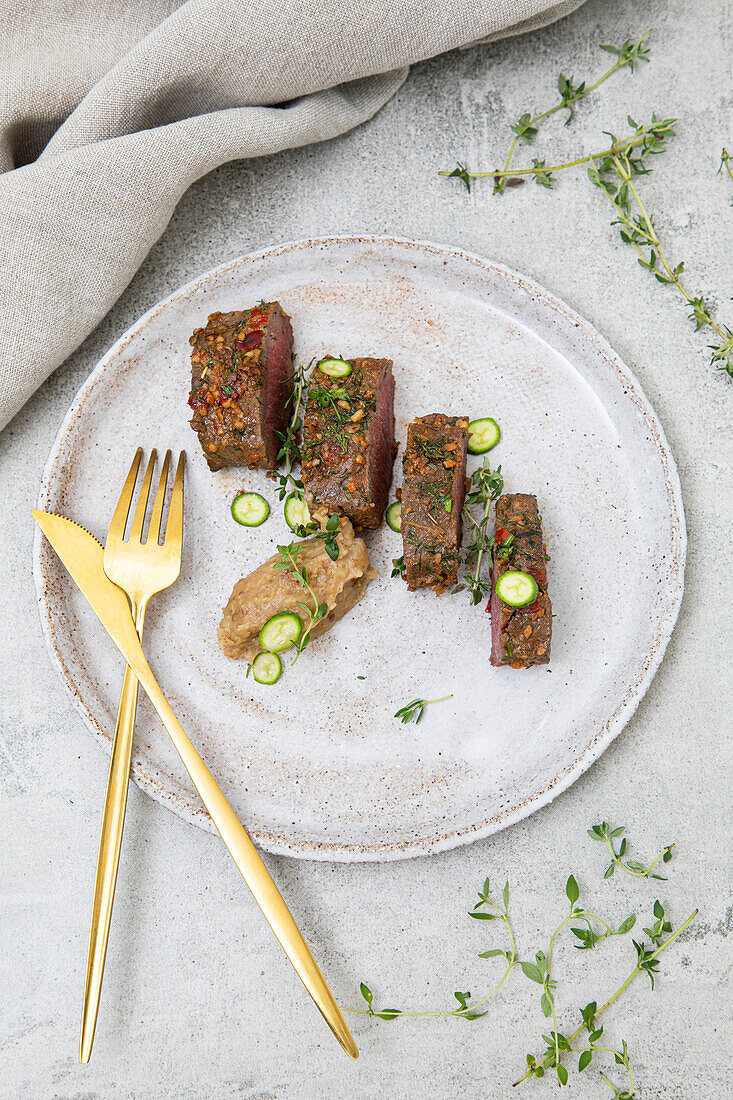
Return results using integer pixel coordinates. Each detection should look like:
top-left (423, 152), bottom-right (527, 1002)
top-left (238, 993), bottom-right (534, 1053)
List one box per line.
top-left (33, 235), bottom-right (686, 861)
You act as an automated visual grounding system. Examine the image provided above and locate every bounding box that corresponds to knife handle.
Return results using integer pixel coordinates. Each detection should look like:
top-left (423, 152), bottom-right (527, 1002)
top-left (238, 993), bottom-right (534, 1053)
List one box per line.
top-left (132, 652), bottom-right (358, 1060)
top-left (80, 600), bottom-right (146, 1063)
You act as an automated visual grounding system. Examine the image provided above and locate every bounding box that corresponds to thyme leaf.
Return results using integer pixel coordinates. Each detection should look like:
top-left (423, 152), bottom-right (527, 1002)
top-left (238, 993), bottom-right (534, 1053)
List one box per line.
top-left (391, 554), bottom-right (406, 578)
top-left (720, 148), bottom-right (733, 204)
top-left (447, 161), bottom-right (472, 193)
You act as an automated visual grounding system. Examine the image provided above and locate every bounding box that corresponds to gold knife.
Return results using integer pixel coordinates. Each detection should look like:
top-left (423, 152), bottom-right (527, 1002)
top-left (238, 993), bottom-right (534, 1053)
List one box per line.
top-left (33, 509), bottom-right (358, 1060)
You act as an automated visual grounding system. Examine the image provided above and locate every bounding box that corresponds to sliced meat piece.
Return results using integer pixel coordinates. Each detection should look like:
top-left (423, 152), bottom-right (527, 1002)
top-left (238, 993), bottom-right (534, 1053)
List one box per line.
top-left (301, 357), bottom-right (396, 529)
top-left (188, 301), bottom-right (294, 471)
top-left (490, 493), bottom-right (551, 667)
top-left (217, 518), bottom-right (376, 662)
top-left (401, 413), bottom-right (469, 593)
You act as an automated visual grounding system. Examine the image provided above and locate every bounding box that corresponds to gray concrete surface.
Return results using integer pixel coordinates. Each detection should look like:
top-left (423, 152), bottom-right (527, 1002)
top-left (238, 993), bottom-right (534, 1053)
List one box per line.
top-left (1, 0), bottom-right (731, 1096)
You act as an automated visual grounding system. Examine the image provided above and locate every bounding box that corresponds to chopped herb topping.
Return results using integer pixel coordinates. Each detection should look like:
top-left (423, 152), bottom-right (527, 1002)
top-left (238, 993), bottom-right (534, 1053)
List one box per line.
top-left (453, 461), bottom-right (504, 605)
top-left (413, 436), bottom-right (450, 468)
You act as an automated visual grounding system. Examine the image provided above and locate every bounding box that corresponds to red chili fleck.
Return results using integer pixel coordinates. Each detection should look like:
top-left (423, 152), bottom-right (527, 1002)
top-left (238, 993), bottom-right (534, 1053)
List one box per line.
top-left (235, 329), bottom-right (263, 350)
top-left (188, 392), bottom-right (206, 411)
top-left (320, 441), bottom-right (345, 466)
top-left (525, 597), bottom-right (541, 614)
top-left (496, 527), bottom-right (510, 542)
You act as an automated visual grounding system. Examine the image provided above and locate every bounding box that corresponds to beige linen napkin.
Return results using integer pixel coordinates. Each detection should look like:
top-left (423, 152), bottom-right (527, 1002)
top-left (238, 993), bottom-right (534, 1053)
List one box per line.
top-left (0, 0), bottom-right (583, 430)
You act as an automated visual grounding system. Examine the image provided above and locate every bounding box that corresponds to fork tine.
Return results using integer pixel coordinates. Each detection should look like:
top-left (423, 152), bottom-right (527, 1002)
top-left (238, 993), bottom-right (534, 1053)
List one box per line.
top-left (106, 448), bottom-right (143, 547)
top-left (128, 449), bottom-right (157, 542)
top-left (147, 450), bottom-right (171, 545)
top-left (163, 451), bottom-right (185, 548)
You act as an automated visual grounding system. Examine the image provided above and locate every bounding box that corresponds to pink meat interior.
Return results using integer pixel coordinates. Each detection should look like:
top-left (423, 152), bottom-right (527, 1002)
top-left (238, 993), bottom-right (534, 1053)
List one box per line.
top-left (261, 308), bottom-right (294, 466)
top-left (489, 582), bottom-right (505, 664)
top-left (450, 434), bottom-right (468, 546)
top-left (367, 366), bottom-right (395, 522)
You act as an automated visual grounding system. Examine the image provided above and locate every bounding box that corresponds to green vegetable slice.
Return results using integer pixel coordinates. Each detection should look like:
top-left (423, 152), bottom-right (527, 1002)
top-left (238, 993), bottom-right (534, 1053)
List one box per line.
top-left (258, 611), bottom-right (303, 652)
top-left (467, 417), bottom-right (501, 455)
top-left (318, 358), bottom-right (352, 378)
top-left (495, 570), bottom-right (538, 608)
top-left (231, 492), bottom-right (270, 527)
top-left (251, 651), bottom-right (282, 685)
top-left (284, 492), bottom-right (312, 531)
top-left (386, 501), bottom-right (402, 532)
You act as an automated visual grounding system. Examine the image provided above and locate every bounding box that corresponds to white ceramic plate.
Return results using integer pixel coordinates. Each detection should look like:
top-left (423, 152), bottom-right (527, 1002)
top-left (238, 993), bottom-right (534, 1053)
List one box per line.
top-left (34, 236), bottom-right (685, 861)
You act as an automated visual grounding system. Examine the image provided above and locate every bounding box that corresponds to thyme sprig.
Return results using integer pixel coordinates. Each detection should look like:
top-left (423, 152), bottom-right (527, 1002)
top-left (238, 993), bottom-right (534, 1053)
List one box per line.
top-left (440, 32), bottom-right (732, 381)
top-left (272, 541), bottom-right (328, 661)
top-left (443, 31), bottom-right (651, 194)
top-left (274, 360), bottom-right (311, 505)
top-left (588, 142), bottom-right (733, 377)
top-left (453, 460), bottom-right (503, 604)
top-left (343, 820), bottom-right (696, 1097)
top-left (516, 874), bottom-right (636, 1087)
top-left (272, 362), bottom-right (343, 556)
top-left (442, 115), bottom-right (672, 193)
top-left (346, 878), bottom-right (518, 1021)
top-left (515, 899), bottom-right (697, 1092)
top-left (394, 695), bottom-right (453, 724)
top-left (499, 31), bottom-right (652, 194)
top-left (271, 518), bottom-right (342, 659)
top-left (588, 821), bottom-right (674, 879)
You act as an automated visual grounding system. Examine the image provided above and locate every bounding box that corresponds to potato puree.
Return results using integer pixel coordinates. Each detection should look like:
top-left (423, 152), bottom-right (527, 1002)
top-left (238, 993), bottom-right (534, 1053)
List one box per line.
top-left (217, 518), bottom-right (376, 662)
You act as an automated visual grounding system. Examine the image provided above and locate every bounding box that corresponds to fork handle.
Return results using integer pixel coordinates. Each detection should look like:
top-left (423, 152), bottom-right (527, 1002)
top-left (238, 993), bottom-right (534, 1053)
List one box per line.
top-left (80, 599), bottom-right (146, 1064)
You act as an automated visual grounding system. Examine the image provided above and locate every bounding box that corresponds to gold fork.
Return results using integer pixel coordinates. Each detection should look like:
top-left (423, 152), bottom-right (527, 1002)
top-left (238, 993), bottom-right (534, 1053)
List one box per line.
top-left (80, 447), bottom-right (183, 1063)
top-left (77, 449), bottom-right (357, 1061)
